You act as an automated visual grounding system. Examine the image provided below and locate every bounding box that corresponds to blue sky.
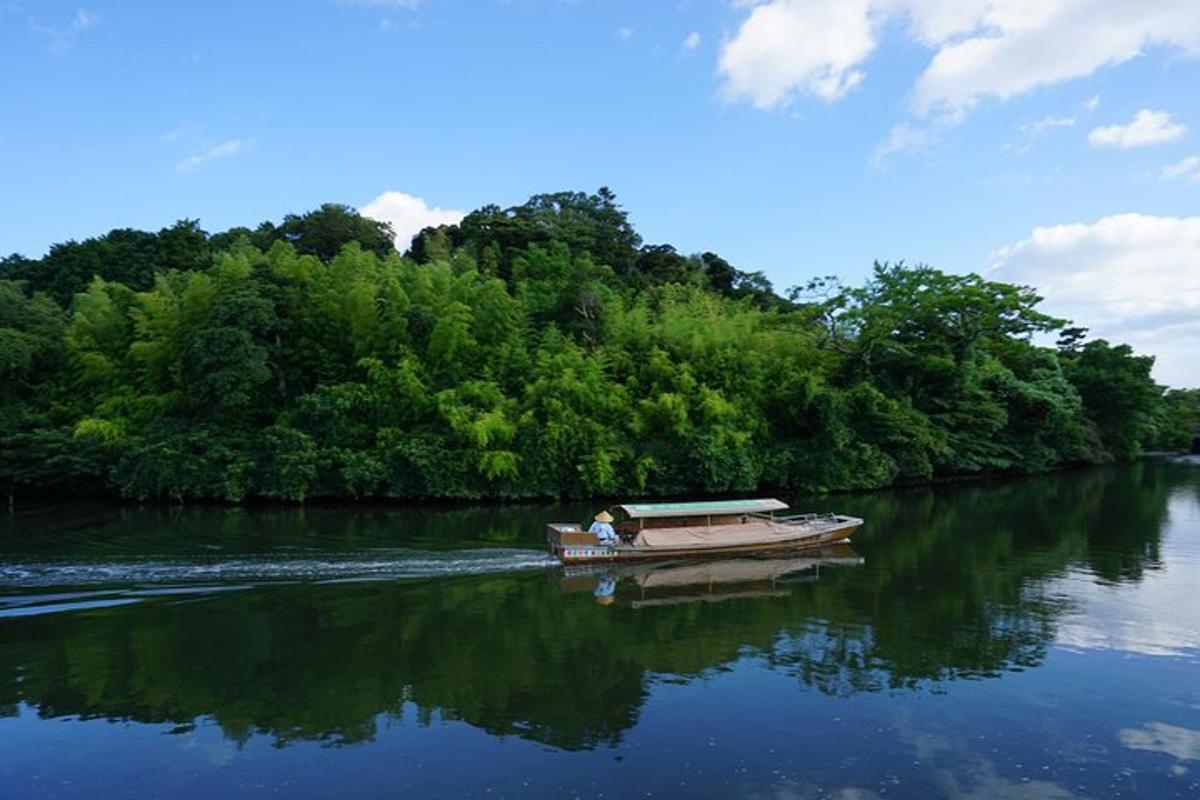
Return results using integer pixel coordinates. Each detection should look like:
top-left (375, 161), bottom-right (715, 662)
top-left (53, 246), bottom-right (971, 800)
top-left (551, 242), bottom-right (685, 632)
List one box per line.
top-left (2, 1), bottom-right (1198, 385)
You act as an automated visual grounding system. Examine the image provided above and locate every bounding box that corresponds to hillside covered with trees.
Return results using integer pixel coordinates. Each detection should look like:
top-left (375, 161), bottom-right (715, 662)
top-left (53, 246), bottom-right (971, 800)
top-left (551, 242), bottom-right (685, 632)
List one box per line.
top-left (0, 189), bottom-right (1191, 503)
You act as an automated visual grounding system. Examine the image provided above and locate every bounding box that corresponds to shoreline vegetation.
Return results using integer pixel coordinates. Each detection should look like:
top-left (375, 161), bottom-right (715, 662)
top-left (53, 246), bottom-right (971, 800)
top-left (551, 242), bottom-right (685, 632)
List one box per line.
top-left (3, 188), bottom-right (1198, 505)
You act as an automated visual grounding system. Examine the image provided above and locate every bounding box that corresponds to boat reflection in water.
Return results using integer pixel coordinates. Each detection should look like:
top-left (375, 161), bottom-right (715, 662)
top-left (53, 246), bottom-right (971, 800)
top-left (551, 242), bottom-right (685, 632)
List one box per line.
top-left (560, 543), bottom-right (864, 608)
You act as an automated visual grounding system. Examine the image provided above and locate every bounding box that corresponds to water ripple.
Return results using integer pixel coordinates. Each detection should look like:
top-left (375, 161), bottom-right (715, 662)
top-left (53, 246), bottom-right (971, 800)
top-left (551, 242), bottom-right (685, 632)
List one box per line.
top-left (0, 547), bottom-right (557, 590)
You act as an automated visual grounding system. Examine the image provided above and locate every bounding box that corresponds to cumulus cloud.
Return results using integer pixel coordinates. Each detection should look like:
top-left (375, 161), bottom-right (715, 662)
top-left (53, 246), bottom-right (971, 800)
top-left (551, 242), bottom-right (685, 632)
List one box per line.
top-left (358, 191), bottom-right (465, 252)
top-left (1161, 155), bottom-right (1200, 182)
top-left (1088, 109), bottom-right (1188, 149)
top-left (907, 1), bottom-right (1200, 118)
top-left (991, 213), bottom-right (1200, 388)
top-left (719, 1), bottom-right (1200, 118)
top-left (718, 0), bottom-right (875, 107)
top-left (175, 139), bottom-right (253, 173)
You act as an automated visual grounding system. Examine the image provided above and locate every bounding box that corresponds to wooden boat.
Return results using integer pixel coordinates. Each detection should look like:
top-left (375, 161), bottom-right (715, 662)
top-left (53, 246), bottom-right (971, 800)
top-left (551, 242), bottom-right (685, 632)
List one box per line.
top-left (547, 498), bottom-right (863, 565)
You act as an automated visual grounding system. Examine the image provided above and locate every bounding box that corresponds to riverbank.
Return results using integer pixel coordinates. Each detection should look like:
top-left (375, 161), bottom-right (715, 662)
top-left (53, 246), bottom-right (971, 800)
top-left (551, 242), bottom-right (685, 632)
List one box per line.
top-left (9, 451), bottom-right (1197, 517)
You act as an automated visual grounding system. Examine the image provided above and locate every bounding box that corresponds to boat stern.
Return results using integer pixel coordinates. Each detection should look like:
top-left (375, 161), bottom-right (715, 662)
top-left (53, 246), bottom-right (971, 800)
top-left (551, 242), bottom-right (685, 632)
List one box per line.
top-left (546, 523), bottom-right (619, 564)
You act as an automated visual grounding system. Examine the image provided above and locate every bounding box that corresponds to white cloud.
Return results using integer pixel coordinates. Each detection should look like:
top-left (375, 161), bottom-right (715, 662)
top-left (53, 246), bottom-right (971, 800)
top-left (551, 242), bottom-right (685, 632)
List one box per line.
top-left (718, 0), bottom-right (875, 107)
top-left (617, 26), bottom-right (633, 41)
top-left (359, 191), bottom-right (465, 252)
top-left (872, 122), bottom-right (938, 167)
top-left (907, 2), bottom-right (1200, 118)
top-left (174, 139), bottom-right (253, 173)
top-left (991, 213), bottom-right (1200, 388)
top-left (1161, 155), bottom-right (1200, 182)
top-left (719, 1), bottom-right (1200, 119)
top-left (161, 124), bottom-right (195, 143)
top-left (682, 31), bottom-right (702, 52)
top-left (1088, 109), bottom-right (1188, 149)
top-left (72, 8), bottom-right (101, 31)
top-left (1007, 113), bottom-right (1076, 152)
top-left (31, 7), bottom-right (101, 53)
top-left (1023, 114), bottom-right (1076, 136)
top-left (1083, 95), bottom-right (1100, 113)
top-left (1120, 723), bottom-right (1200, 762)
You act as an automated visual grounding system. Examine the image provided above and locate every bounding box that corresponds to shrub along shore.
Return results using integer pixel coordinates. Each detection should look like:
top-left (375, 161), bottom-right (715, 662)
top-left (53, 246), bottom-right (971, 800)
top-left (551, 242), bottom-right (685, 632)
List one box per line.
top-left (2, 189), bottom-right (1197, 504)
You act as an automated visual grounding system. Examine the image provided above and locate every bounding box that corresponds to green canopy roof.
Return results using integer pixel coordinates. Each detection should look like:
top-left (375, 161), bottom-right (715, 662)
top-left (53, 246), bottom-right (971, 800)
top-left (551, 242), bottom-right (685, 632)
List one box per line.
top-left (614, 498), bottom-right (788, 520)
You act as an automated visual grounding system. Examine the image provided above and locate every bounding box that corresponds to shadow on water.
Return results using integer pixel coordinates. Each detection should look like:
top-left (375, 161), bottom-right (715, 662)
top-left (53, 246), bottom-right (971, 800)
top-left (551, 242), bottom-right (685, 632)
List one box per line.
top-left (0, 461), bottom-right (1193, 753)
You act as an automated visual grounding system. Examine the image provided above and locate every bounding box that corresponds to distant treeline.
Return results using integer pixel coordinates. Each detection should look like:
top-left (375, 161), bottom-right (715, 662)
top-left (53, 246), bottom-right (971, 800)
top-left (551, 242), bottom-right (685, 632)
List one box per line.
top-left (2, 189), bottom-right (1197, 502)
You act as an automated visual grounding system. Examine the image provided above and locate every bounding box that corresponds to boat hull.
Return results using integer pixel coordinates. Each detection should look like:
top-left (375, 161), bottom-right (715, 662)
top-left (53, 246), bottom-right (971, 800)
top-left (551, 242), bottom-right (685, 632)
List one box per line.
top-left (548, 517), bottom-right (862, 565)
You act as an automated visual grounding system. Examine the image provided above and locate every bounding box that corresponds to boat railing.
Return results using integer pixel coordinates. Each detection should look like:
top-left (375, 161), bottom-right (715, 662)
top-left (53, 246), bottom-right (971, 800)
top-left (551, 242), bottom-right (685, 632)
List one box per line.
top-left (750, 511), bottom-right (844, 525)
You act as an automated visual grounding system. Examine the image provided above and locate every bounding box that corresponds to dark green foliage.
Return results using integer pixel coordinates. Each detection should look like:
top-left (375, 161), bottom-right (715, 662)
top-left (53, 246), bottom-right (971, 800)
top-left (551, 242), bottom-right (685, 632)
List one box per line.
top-left (1060, 339), bottom-right (1162, 460)
top-left (210, 203), bottom-right (395, 262)
top-left (1, 221), bottom-right (211, 306)
top-left (1148, 389), bottom-right (1200, 451)
top-left (0, 191), bottom-right (1179, 502)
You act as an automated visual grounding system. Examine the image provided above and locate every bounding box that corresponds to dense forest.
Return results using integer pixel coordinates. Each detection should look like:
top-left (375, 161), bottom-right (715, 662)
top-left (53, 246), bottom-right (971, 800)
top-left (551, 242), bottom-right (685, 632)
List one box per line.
top-left (1, 189), bottom-right (1195, 503)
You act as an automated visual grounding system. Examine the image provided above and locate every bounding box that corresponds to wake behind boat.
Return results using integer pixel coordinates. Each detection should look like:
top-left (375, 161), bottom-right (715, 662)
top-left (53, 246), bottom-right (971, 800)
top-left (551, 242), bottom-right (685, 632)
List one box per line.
top-left (547, 498), bottom-right (863, 564)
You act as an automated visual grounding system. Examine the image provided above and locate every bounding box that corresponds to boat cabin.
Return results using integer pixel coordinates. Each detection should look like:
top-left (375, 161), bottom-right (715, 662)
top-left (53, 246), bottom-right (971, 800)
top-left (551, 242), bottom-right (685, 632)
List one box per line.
top-left (613, 498), bottom-right (788, 535)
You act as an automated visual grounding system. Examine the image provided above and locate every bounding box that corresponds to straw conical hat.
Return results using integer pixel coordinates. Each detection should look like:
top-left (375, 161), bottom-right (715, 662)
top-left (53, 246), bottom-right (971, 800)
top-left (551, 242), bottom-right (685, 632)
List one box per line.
top-left (594, 510), bottom-right (614, 523)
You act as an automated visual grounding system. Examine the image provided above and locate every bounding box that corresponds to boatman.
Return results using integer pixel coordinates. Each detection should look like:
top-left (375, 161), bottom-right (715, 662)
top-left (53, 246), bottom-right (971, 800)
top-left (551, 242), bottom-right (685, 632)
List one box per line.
top-left (589, 510), bottom-right (619, 545)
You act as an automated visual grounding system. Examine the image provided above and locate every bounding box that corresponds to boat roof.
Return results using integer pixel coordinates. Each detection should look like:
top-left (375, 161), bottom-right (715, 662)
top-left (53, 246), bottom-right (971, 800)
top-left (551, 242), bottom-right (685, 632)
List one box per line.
top-left (614, 498), bottom-right (788, 519)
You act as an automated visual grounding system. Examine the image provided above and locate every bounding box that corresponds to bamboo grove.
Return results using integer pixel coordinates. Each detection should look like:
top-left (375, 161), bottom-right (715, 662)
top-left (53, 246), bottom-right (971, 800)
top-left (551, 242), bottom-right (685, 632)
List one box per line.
top-left (1, 190), bottom-right (1193, 502)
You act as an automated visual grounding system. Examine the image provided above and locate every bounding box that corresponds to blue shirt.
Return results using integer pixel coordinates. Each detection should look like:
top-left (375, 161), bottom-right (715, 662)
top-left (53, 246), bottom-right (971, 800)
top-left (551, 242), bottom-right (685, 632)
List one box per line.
top-left (588, 521), bottom-right (618, 544)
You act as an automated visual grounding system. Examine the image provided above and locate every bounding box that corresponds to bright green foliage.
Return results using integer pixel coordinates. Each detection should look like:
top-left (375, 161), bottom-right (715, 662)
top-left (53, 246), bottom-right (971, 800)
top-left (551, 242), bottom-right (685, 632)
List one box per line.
top-left (0, 193), bottom-right (1180, 502)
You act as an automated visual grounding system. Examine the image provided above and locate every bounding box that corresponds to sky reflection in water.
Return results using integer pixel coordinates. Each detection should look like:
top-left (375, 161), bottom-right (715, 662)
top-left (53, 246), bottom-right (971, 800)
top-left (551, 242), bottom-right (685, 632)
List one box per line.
top-left (1, 461), bottom-right (1198, 799)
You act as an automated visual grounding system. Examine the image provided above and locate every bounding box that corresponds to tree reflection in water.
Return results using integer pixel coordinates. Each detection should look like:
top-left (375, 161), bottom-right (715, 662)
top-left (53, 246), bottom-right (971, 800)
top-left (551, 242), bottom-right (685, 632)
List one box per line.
top-left (0, 462), bottom-right (1187, 751)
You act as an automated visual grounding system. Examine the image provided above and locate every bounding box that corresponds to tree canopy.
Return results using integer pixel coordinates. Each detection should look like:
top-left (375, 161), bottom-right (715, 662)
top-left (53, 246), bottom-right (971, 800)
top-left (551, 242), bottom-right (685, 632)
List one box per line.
top-left (0, 190), bottom-right (1187, 503)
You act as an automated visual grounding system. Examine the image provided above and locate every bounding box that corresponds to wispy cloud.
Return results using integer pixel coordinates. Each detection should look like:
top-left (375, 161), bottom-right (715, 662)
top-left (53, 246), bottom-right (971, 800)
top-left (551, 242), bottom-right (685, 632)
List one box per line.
top-left (339, 0), bottom-right (422, 8)
top-left (872, 123), bottom-right (938, 169)
top-left (1023, 114), bottom-right (1077, 137)
top-left (682, 31), bottom-right (701, 52)
top-left (175, 139), bottom-right (254, 174)
top-left (1160, 155), bottom-right (1200, 183)
top-left (1006, 113), bottom-right (1076, 153)
top-left (30, 7), bottom-right (101, 53)
top-left (1089, 109), bottom-right (1187, 149)
top-left (161, 124), bottom-right (196, 144)
top-left (617, 26), bottom-right (633, 42)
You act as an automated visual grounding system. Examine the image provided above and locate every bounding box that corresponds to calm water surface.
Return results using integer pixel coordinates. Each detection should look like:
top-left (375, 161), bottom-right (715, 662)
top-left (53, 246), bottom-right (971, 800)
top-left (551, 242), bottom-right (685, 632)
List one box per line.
top-left (2, 462), bottom-right (1199, 799)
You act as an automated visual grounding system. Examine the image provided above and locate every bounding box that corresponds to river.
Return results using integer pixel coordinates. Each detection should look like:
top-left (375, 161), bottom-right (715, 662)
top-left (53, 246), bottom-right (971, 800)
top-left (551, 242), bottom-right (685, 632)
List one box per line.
top-left (2, 461), bottom-right (1199, 799)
